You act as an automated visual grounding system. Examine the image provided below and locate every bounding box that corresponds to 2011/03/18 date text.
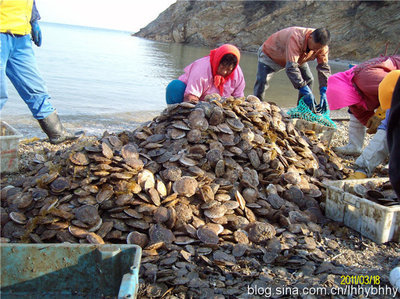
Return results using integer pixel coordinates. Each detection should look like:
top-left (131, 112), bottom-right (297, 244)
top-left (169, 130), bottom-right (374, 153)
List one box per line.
top-left (340, 275), bottom-right (380, 285)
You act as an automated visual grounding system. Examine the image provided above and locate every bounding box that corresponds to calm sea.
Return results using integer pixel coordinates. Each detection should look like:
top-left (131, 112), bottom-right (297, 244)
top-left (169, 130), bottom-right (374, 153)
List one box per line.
top-left (0, 22), bottom-right (348, 139)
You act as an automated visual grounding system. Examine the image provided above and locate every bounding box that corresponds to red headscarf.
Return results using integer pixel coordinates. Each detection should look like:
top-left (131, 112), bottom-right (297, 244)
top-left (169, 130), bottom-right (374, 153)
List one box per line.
top-left (209, 44), bottom-right (241, 95)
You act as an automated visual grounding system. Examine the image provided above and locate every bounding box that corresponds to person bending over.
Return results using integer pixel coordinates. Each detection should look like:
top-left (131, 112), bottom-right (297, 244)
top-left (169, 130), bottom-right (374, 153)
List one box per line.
top-left (253, 27), bottom-right (331, 113)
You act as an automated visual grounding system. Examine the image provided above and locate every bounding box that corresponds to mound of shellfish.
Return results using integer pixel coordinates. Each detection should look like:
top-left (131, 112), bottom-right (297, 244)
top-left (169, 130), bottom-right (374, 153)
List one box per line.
top-left (1, 95), bottom-right (352, 297)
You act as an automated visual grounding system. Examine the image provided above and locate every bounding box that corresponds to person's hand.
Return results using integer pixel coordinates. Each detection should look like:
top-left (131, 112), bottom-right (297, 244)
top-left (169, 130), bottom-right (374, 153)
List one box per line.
top-left (366, 106), bottom-right (386, 134)
top-left (366, 115), bottom-right (382, 134)
top-left (184, 94), bottom-right (199, 103)
top-left (299, 85), bottom-right (313, 97)
top-left (302, 93), bottom-right (317, 113)
top-left (31, 21), bottom-right (42, 47)
top-left (299, 85), bottom-right (316, 112)
top-left (316, 86), bottom-right (328, 113)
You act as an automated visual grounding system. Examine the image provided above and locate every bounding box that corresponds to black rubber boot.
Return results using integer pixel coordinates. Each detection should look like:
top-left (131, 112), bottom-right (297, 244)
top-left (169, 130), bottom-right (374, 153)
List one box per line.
top-left (38, 111), bottom-right (77, 144)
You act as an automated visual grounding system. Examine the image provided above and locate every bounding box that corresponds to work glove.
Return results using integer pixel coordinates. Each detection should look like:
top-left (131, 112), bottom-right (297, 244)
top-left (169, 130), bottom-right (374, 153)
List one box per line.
top-left (366, 106), bottom-right (385, 134)
top-left (316, 87), bottom-right (328, 114)
top-left (299, 85), bottom-right (317, 112)
top-left (31, 21), bottom-right (42, 47)
top-left (347, 171), bottom-right (367, 180)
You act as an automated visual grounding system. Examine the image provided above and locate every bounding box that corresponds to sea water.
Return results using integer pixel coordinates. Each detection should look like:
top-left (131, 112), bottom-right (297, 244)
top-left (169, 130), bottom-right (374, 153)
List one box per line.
top-left (0, 22), bottom-right (347, 138)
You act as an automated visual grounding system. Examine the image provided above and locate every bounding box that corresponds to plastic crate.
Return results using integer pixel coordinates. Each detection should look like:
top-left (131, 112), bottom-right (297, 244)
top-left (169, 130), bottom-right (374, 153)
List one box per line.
top-left (0, 121), bottom-right (23, 173)
top-left (324, 178), bottom-right (400, 244)
top-left (0, 243), bottom-right (142, 298)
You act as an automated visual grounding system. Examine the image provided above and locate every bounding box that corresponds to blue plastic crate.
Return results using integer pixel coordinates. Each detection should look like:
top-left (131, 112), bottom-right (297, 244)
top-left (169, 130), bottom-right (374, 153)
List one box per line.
top-left (0, 243), bottom-right (141, 298)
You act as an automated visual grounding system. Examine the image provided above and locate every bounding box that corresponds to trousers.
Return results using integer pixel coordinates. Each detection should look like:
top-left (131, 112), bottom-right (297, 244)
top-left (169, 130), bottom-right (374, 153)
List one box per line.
top-left (0, 33), bottom-right (54, 119)
top-left (253, 47), bottom-right (313, 101)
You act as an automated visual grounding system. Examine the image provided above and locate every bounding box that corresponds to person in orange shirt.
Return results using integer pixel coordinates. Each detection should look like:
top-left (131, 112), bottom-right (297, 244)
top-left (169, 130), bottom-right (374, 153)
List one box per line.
top-left (253, 27), bottom-right (331, 113)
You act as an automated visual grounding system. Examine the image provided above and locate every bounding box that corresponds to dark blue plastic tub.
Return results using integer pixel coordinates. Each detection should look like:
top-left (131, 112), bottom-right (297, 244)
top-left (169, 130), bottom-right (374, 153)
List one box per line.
top-left (0, 243), bottom-right (141, 298)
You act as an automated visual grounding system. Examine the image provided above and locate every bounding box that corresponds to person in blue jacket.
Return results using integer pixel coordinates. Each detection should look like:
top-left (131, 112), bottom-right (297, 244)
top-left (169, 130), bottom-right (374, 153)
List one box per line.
top-left (0, 0), bottom-right (75, 144)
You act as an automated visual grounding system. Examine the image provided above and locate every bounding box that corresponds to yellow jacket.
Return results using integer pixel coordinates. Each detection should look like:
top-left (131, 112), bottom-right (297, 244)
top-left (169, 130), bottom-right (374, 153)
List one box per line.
top-left (0, 0), bottom-right (35, 35)
top-left (379, 70), bottom-right (400, 110)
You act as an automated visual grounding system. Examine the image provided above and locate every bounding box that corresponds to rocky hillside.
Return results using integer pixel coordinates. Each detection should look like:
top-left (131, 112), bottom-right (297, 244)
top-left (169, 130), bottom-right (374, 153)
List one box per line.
top-left (134, 0), bottom-right (400, 61)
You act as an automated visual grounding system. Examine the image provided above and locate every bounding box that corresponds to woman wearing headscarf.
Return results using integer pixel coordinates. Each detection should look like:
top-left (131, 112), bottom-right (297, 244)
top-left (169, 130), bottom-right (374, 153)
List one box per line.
top-left (166, 44), bottom-right (245, 104)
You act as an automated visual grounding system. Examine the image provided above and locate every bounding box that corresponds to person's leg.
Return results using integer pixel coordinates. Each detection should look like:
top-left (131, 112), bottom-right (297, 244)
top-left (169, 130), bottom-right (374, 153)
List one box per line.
top-left (350, 109), bottom-right (390, 178)
top-left (390, 266), bottom-right (400, 292)
top-left (349, 129), bottom-right (389, 178)
top-left (5, 35), bottom-right (54, 119)
top-left (166, 79), bottom-right (186, 105)
top-left (253, 62), bottom-right (275, 101)
top-left (0, 34), bottom-right (12, 110)
top-left (6, 35), bottom-right (76, 144)
top-left (334, 113), bottom-right (366, 156)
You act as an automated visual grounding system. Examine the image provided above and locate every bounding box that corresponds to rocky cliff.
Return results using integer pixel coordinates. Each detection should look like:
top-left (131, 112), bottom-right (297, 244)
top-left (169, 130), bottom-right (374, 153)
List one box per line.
top-left (134, 0), bottom-right (400, 61)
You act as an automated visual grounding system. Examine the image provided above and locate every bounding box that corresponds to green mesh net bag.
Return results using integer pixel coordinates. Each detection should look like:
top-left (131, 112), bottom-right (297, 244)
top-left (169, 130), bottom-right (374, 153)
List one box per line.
top-left (287, 98), bottom-right (337, 129)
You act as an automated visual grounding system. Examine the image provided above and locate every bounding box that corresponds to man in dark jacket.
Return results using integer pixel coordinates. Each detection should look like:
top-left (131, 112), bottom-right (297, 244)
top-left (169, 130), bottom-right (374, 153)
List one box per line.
top-left (387, 77), bottom-right (400, 198)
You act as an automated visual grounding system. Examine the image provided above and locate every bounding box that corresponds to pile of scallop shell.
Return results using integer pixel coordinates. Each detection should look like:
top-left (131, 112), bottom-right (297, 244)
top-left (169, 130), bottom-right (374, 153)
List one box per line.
top-left (1, 95), bottom-right (349, 296)
top-left (351, 180), bottom-right (398, 206)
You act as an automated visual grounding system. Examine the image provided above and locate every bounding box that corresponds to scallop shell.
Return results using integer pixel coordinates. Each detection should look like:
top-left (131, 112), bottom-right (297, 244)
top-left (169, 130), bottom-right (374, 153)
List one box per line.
top-left (96, 185), bottom-right (114, 203)
top-left (204, 204), bottom-right (228, 219)
top-left (235, 190), bottom-right (246, 210)
top-left (223, 201), bottom-right (240, 210)
top-left (68, 225), bottom-right (89, 238)
top-left (101, 142), bottom-right (113, 159)
top-left (50, 177), bottom-right (70, 194)
top-left (149, 223), bottom-right (175, 244)
top-left (86, 232), bottom-right (105, 244)
top-left (200, 185), bottom-right (214, 203)
top-left (172, 120), bottom-right (191, 131)
top-left (215, 193), bottom-right (231, 202)
top-left (170, 128), bottom-right (186, 140)
top-left (74, 204), bottom-right (100, 226)
top-left (226, 117), bottom-right (244, 132)
top-left (196, 224), bottom-right (220, 244)
top-left (186, 129), bottom-right (202, 143)
top-left (215, 160), bottom-right (225, 177)
top-left (209, 106), bottom-right (225, 126)
top-left (217, 123), bottom-right (234, 135)
top-left (179, 155), bottom-right (197, 167)
top-left (108, 135), bottom-right (123, 149)
top-left (127, 231), bottom-right (149, 248)
top-left (121, 144), bottom-right (138, 160)
top-left (172, 176), bottom-right (198, 197)
top-left (137, 169), bottom-right (155, 190)
top-left (9, 211), bottom-right (27, 225)
top-left (69, 152), bottom-right (89, 166)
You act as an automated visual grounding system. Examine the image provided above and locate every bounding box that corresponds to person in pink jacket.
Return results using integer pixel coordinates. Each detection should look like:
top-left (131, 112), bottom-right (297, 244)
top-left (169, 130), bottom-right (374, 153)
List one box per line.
top-left (166, 44), bottom-right (245, 104)
top-left (326, 55), bottom-right (400, 156)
